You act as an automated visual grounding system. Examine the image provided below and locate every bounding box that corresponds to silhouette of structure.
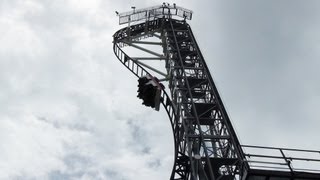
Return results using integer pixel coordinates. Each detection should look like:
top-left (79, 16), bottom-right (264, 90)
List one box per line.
top-left (113, 4), bottom-right (320, 180)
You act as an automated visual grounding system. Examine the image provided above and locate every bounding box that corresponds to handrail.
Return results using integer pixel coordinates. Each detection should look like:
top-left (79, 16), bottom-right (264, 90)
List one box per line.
top-left (242, 144), bottom-right (320, 173)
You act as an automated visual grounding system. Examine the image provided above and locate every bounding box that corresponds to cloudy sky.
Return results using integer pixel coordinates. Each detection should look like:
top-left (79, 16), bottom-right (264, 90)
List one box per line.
top-left (1, 0), bottom-right (320, 179)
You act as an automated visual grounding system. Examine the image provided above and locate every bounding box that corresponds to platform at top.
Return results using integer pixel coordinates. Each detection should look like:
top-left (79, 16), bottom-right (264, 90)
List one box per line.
top-left (117, 3), bottom-right (193, 25)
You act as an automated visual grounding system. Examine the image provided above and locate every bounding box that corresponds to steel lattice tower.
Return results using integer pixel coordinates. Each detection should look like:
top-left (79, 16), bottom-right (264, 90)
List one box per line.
top-left (113, 4), bottom-right (320, 180)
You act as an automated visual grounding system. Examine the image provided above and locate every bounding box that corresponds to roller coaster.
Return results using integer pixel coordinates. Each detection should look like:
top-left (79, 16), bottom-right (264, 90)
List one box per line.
top-left (113, 4), bottom-right (320, 180)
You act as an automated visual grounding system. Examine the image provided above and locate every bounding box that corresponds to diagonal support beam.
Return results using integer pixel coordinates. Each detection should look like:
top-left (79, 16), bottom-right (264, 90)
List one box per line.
top-left (131, 57), bottom-right (166, 60)
top-left (131, 41), bottom-right (163, 45)
top-left (122, 41), bottom-right (164, 57)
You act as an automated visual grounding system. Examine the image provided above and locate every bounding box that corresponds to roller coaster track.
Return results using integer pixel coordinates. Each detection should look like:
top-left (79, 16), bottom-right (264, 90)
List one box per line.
top-left (113, 19), bottom-right (183, 178)
top-left (113, 15), bottom-right (247, 179)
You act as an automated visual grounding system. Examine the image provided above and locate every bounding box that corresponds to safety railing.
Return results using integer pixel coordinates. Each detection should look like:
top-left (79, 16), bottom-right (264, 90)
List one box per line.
top-left (118, 4), bottom-right (192, 25)
top-left (242, 145), bottom-right (320, 174)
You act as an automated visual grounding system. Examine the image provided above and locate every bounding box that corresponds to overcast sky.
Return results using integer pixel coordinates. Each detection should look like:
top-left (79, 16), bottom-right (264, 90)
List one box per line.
top-left (1, 0), bottom-right (320, 179)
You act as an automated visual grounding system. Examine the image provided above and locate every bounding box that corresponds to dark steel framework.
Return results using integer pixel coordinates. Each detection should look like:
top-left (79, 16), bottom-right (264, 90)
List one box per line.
top-left (113, 4), bottom-right (320, 180)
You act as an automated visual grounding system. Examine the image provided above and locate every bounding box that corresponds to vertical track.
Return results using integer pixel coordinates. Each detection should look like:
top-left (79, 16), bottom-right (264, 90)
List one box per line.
top-left (163, 18), bottom-right (247, 179)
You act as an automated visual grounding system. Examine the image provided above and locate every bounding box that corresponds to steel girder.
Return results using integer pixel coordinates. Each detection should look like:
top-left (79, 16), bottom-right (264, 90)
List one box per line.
top-left (113, 18), bottom-right (248, 180)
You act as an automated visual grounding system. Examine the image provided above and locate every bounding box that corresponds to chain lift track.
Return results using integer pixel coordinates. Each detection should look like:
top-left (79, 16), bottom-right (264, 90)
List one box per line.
top-left (113, 4), bottom-right (320, 180)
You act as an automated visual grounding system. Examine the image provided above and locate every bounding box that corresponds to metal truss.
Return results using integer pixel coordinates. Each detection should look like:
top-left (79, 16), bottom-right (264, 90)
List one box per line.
top-left (161, 18), bottom-right (247, 179)
top-left (113, 4), bottom-right (320, 180)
